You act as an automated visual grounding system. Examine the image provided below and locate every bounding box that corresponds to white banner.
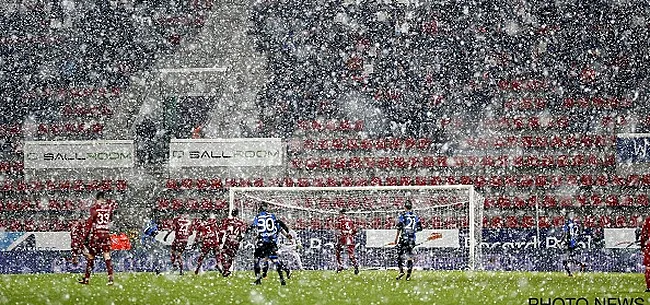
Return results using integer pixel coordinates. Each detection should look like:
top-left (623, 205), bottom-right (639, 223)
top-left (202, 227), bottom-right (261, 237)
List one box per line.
top-left (24, 140), bottom-right (134, 169)
top-left (365, 229), bottom-right (460, 248)
top-left (169, 138), bottom-right (284, 167)
top-left (604, 228), bottom-right (640, 249)
top-left (0, 232), bottom-right (71, 251)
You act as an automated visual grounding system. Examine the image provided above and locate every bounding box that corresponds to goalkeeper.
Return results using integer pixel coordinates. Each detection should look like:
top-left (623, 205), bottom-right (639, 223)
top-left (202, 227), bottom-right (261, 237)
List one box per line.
top-left (393, 201), bottom-right (422, 281)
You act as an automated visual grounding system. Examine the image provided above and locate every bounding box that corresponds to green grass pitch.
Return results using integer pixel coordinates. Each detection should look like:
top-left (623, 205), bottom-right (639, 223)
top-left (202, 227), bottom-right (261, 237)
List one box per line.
top-left (0, 270), bottom-right (647, 305)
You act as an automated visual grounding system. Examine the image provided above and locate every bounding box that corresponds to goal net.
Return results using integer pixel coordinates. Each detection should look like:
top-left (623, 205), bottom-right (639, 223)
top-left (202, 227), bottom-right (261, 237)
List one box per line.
top-left (229, 185), bottom-right (483, 271)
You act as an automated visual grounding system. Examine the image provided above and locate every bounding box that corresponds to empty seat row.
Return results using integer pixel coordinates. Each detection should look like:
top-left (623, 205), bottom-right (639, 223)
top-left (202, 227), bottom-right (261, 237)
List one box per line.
top-left (296, 119), bottom-right (365, 132)
top-left (156, 197), bottom-right (228, 211)
top-left (290, 154), bottom-right (616, 170)
top-left (464, 134), bottom-right (615, 149)
top-left (484, 194), bottom-right (650, 209)
top-left (61, 104), bottom-right (113, 118)
top-left (165, 173), bottom-right (648, 190)
top-left (485, 214), bottom-right (641, 229)
top-left (0, 198), bottom-right (116, 211)
top-left (295, 137), bottom-right (433, 151)
top-left (0, 125), bottom-right (22, 137)
top-left (1, 179), bottom-right (128, 192)
top-left (0, 161), bottom-right (24, 173)
top-left (0, 219), bottom-right (76, 232)
top-left (561, 96), bottom-right (632, 109)
top-left (36, 122), bottom-right (104, 135)
top-left (481, 115), bottom-right (631, 130)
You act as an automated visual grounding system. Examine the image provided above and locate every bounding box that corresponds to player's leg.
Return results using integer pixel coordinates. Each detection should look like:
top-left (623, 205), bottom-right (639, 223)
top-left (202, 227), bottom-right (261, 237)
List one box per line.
top-left (405, 243), bottom-right (414, 281)
top-left (170, 248), bottom-right (177, 269)
top-left (177, 248), bottom-right (185, 275)
top-left (195, 248), bottom-right (207, 275)
top-left (335, 243), bottom-right (343, 272)
top-left (643, 249), bottom-right (650, 292)
top-left (270, 243), bottom-right (286, 285)
top-left (347, 245), bottom-right (359, 274)
top-left (253, 246), bottom-right (264, 285)
top-left (563, 248), bottom-right (575, 276)
top-left (396, 244), bottom-right (405, 280)
top-left (645, 266), bottom-right (650, 292)
top-left (79, 253), bottom-right (95, 284)
top-left (220, 247), bottom-right (235, 277)
top-left (103, 250), bottom-right (114, 285)
top-left (262, 260), bottom-right (269, 279)
top-left (270, 257), bottom-right (286, 285)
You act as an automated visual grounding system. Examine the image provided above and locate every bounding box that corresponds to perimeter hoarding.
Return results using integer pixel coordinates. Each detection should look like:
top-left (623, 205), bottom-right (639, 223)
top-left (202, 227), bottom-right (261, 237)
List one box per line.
top-left (24, 140), bottom-right (134, 169)
top-left (169, 138), bottom-right (284, 167)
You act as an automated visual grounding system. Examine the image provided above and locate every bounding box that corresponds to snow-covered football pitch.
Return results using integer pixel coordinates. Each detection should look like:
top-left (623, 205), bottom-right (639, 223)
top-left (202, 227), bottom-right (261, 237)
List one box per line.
top-left (0, 270), bottom-right (646, 305)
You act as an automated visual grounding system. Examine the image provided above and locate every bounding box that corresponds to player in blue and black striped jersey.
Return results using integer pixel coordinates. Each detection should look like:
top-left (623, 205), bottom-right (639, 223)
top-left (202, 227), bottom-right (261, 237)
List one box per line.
top-left (562, 212), bottom-right (586, 276)
top-left (141, 219), bottom-right (164, 274)
top-left (252, 202), bottom-right (292, 285)
top-left (394, 201), bottom-right (422, 281)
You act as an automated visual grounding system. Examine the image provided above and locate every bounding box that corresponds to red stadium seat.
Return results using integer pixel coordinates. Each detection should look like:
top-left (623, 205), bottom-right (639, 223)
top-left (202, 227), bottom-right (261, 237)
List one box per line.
top-left (599, 215), bottom-right (612, 228)
top-left (551, 216), bottom-right (565, 227)
top-left (186, 198), bottom-right (199, 210)
top-left (399, 176), bottom-right (412, 186)
top-left (385, 177), bottom-right (398, 186)
top-left (181, 178), bottom-right (193, 189)
top-left (637, 194), bottom-right (649, 206)
top-left (210, 178), bottom-right (223, 190)
top-left (253, 178), bottom-right (264, 187)
top-left (497, 196), bottom-right (511, 208)
top-left (590, 195), bottom-right (603, 207)
top-left (414, 176), bottom-right (428, 186)
top-left (200, 198), bottom-right (212, 210)
top-left (474, 175), bottom-right (487, 188)
top-left (326, 177), bottom-right (339, 187)
top-left (166, 179), bottom-right (179, 190)
top-left (157, 198), bottom-right (170, 210)
top-left (171, 198), bottom-right (183, 211)
top-left (512, 197), bottom-right (526, 208)
top-left (521, 215), bottom-right (535, 228)
top-left (504, 175), bottom-right (517, 187)
top-left (534, 175), bottom-right (547, 187)
top-left (614, 215), bottom-right (628, 228)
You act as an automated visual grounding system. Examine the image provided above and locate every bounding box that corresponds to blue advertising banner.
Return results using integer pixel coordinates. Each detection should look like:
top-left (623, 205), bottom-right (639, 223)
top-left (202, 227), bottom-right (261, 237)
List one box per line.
top-left (0, 228), bottom-right (641, 274)
top-left (616, 134), bottom-right (650, 163)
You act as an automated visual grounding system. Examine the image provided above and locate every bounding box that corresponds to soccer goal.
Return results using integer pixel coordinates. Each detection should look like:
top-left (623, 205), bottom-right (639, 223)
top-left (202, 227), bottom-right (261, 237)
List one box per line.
top-left (229, 185), bottom-right (483, 271)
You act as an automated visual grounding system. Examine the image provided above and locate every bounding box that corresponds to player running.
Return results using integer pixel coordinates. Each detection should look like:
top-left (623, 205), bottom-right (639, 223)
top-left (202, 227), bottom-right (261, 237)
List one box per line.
top-left (164, 213), bottom-right (194, 275)
top-left (79, 192), bottom-right (116, 285)
top-left (640, 217), bottom-right (650, 292)
top-left (335, 209), bottom-right (359, 274)
top-left (562, 212), bottom-right (586, 276)
top-left (218, 208), bottom-right (249, 277)
top-left (194, 214), bottom-right (222, 275)
top-left (393, 201), bottom-right (422, 281)
top-left (252, 202), bottom-right (292, 285)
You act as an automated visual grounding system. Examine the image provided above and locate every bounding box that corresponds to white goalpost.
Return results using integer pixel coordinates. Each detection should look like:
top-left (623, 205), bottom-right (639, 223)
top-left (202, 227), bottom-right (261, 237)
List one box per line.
top-left (229, 185), bottom-right (483, 271)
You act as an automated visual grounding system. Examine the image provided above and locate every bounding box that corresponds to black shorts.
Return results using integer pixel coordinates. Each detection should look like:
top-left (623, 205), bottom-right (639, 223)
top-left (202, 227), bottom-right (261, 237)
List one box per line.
top-left (254, 241), bottom-right (278, 259)
top-left (396, 239), bottom-right (416, 257)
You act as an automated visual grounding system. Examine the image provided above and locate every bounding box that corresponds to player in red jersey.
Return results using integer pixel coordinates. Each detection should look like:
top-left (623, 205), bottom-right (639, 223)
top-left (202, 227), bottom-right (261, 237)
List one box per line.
top-left (218, 208), bottom-right (249, 277)
top-left (640, 217), bottom-right (650, 292)
top-left (79, 192), bottom-right (116, 285)
top-left (164, 213), bottom-right (194, 275)
top-left (70, 217), bottom-right (88, 266)
top-left (194, 214), bottom-right (222, 275)
top-left (335, 209), bottom-right (359, 274)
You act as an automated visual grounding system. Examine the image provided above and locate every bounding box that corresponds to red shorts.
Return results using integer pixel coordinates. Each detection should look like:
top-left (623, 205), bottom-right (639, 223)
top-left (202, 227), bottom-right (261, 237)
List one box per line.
top-left (71, 242), bottom-right (84, 255)
top-left (171, 240), bottom-right (188, 252)
top-left (201, 242), bottom-right (219, 254)
top-left (336, 243), bottom-right (355, 256)
top-left (88, 234), bottom-right (110, 255)
top-left (338, 236), bottom-right (354, 246)
top-left (643, 249), bottom-right (650, 266)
